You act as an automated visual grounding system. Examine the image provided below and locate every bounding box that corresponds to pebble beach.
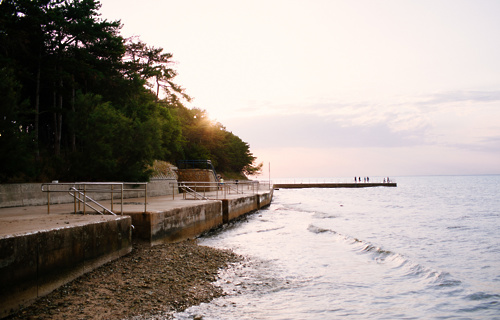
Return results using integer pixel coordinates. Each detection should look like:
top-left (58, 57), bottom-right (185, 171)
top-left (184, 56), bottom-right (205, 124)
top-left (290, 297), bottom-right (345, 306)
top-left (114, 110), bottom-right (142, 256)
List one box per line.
top-left (6, 240), bottom-right (241, 320)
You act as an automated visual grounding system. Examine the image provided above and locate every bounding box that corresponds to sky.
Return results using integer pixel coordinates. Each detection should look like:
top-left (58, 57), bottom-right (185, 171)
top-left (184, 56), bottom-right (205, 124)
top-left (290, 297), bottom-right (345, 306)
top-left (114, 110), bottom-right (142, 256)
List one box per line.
top-left (98, 0), bottom-right (500, 178)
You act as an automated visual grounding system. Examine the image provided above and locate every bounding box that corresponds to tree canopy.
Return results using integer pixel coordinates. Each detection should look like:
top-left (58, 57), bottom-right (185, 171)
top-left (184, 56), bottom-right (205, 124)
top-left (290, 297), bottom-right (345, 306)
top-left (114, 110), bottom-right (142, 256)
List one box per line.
top-left (0, 0), bottom-right (261, 182)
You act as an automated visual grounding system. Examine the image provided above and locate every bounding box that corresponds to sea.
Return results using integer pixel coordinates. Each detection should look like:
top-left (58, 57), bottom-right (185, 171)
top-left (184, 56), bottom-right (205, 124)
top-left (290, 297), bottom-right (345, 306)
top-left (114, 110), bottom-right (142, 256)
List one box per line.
top-left (173, 175), bottom-right (500, 319)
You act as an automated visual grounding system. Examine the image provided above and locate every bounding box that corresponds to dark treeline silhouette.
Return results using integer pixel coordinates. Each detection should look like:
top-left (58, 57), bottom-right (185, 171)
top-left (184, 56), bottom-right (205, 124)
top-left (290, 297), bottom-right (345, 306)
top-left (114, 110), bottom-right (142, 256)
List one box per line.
top-left (0, 0), bottom-right (262, 182)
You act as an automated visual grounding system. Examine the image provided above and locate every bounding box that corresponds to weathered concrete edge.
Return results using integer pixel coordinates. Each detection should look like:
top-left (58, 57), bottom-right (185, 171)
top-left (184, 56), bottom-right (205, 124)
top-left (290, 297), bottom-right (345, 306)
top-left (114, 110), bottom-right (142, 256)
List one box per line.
top-left (126, 201), bottom-right (224, 245)
top-left (0, 217), bottom-right (132, 319)
top-left (0, 190), bottom-right (273, 318)
top-left (128, 189), bottom-right (274, 246)
top-left (222, 190), bottom-right (273, 223)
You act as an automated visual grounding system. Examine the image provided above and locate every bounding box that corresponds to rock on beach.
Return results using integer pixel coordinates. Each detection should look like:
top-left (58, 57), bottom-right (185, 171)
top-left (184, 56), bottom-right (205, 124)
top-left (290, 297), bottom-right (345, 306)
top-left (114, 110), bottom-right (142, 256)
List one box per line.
top-left (6, 240), bottom-right (242, 320)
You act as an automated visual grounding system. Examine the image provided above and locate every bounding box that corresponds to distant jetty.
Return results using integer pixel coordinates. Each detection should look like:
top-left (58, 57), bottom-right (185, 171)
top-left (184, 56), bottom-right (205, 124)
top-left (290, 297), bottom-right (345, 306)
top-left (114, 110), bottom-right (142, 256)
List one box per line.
top-left (273, 182), bottom-right (397, 189)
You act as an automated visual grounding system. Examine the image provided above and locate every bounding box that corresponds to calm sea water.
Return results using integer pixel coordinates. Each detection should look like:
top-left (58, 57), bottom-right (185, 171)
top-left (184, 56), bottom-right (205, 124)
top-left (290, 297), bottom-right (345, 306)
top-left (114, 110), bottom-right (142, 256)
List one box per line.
top-left (174, 175), bottom-right (500, 319)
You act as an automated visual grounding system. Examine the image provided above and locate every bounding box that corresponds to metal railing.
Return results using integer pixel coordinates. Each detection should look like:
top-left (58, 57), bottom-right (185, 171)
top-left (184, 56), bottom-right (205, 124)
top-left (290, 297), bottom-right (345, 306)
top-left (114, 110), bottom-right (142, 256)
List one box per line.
top-left (41, 182), bottom-right (148, 215)
top-left (178, 180), bottom-right (264, 200)
top-left (179, 184), bottom-right (210, 200)
top-left (68, 186), bottom-right (116, 215)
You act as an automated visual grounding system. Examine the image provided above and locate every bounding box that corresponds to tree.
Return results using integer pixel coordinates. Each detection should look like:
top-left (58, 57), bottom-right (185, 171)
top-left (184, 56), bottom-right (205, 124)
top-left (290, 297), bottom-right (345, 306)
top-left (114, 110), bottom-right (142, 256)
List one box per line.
top-left (124, 38), bottom-right (190, 103)
top-left (175, 105), bottom-right (261, 177)
top-left (0, 67), bottom-right (35, 182)
top-left (0, 0), bottom-right (125, 156)
top-left (0, 0), bottom-right (259, 182)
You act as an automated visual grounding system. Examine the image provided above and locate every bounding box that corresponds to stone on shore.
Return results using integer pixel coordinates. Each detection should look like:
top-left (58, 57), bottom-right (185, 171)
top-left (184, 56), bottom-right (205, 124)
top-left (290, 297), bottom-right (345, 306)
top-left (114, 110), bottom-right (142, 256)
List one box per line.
top-left (6, 240), bottom-right (241, 320)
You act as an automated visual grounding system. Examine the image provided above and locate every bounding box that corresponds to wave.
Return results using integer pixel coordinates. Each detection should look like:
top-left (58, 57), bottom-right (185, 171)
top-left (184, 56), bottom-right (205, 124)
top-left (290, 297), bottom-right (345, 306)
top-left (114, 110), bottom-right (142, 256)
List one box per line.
top-left (274, 196), bottom-right (340, 218)
top-left (446, 225), bottom-right (469, 230)
top-left (256, 226), bottom-right (285, 233)
top-left (458, 292), bottom-right (500, 315)
top-left (277, 205), bottom-right (338, 219)
top-left (307, 224), bottom-right (462, 289)
top-left (311, 211), bottom-right (339, 219)
top-left (307, 225), bottom-right (334, 234)
top-left (307, 224), bottom-right (399, 263)
top-left (465, 292), bottom-right (500, 301)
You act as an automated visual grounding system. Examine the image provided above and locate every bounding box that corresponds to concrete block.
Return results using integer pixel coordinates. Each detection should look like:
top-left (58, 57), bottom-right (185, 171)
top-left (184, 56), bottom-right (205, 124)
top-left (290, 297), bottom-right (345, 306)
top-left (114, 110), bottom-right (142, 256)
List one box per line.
top-left (223, 195), bottom-right (259, 222)
top-left (0, 235), bottom-right (38, 318)
top-left (37, 227), bottom-right (85, 298)
top-left (149, 202), bottom-right (223, 245)
top-left (0, 217), bottom-right (132, 318)
top-left (127, 212), bottom-right (152, 242)
top-left (0, 184), bottom-right (24, 207)
top-left (258, 189), bottom-right (274, 208)
top-left (83, 218), bottom-right (132, 272)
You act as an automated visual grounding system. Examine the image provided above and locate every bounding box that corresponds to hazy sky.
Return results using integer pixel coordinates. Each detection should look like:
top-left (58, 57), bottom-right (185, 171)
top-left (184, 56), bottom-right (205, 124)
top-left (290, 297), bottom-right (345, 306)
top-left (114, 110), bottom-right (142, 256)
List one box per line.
top-left (99, 0), bottom-right (500, 178)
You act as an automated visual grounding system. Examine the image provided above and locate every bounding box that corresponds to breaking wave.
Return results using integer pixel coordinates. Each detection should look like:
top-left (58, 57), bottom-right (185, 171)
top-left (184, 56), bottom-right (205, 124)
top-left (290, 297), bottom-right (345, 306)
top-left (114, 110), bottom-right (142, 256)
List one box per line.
top-left (307, 224), bottom-right (462, 289)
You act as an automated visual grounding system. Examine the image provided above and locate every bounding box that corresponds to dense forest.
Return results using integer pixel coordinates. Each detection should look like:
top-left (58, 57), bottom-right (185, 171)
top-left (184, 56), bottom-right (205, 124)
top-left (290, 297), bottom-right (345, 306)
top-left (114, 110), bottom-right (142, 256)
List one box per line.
top-left (0, 0), bottom-right (262, 183)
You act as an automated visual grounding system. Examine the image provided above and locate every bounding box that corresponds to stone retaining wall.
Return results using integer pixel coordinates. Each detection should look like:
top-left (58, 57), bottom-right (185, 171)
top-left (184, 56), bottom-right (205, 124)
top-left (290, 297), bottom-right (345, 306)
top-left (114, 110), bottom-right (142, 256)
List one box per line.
top-left (176, 169), bottom-right (216, 183)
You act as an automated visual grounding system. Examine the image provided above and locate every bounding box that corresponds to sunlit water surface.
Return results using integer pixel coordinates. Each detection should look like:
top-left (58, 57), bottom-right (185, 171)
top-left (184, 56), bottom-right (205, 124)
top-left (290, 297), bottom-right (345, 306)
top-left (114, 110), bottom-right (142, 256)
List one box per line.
top-left (171, 175), bottom-right (500, 319)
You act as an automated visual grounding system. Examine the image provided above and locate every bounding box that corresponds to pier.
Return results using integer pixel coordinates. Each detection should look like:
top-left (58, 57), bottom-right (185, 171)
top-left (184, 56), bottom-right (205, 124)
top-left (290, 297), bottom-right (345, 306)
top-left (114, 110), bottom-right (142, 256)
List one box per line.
top-left (274, 182), bottom-right (397, 189)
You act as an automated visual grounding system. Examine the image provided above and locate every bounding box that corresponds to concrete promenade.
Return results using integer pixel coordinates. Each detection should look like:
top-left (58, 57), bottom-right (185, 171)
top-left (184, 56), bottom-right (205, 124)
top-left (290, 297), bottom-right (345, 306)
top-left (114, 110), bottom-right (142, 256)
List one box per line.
top-left (0, 190), bottom-right (268, 237)
top-left (274, 182), bottom-right (397, 189)
top-left (0, 187), bottom-right (273, 318)
top-left (0, 185), bottom-right (273, 236)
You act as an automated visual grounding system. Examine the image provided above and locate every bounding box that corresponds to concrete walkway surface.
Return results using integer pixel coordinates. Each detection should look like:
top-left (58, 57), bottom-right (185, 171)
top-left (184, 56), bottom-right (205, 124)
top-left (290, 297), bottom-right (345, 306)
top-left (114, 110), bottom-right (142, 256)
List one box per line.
top-left (0, 188), bottom-right (272, 238)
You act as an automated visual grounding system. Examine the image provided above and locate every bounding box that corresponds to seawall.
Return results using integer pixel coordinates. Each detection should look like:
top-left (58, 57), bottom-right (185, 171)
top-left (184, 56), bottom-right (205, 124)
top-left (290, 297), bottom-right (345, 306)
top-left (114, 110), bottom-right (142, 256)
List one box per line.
top-left (0, 188), bottom-right (273, 318)
top-left (0, 216), bottom-right (132, 318)
top-left (127, 190), bottom-right (273, 245)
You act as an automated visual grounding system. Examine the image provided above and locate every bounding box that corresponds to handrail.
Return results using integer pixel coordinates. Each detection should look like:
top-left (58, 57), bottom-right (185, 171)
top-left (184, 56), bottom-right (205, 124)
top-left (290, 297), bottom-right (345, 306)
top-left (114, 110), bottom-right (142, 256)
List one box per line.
top-left (179, 184), bottom-right (210, 200)
top-left (69, 187), bottom-right (116, 215)
top-left (226, 184), bottom-right (244, 194)
top-left (41, 182), bottom-right (148, 215)
top-left (178, 180), bottom-right (262, 200)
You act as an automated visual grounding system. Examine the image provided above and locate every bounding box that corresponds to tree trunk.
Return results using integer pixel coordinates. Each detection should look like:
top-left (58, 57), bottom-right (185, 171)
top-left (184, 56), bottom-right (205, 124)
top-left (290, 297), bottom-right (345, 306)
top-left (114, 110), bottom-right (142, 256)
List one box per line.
top-left (53, 77), bottom-right (63, 156)
top-left (156, 76), bottom-right (160, 102)
top-left (56, 84), bottom-right (63, 156)
top-left (53, 89), bottom-right (58, 155)
top-left (71, 79), bottom-right (76, 152)
top-left (35, 55), bottom-right (41, 160)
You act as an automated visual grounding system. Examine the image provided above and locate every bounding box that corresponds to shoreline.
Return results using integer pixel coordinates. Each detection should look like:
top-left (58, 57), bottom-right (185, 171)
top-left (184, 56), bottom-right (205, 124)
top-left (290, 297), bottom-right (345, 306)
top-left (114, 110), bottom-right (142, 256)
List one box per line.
top-left (1, 187), bottom-right (273, 318)
top-left (6, 240), bottom-right (242, 320)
